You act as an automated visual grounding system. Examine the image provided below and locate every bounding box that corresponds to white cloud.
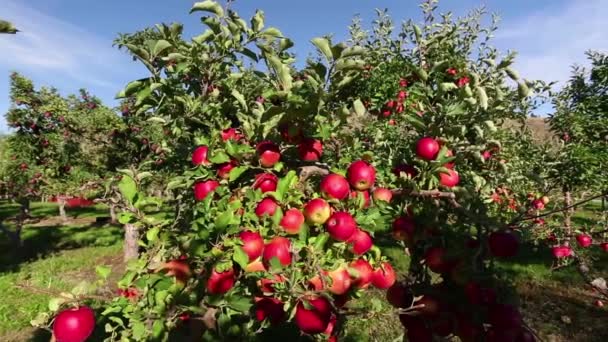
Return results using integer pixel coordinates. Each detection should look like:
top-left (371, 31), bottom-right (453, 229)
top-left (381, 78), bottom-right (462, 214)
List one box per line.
top-left (497, 0), bottom-right (608, 87)
top-left (0, 0), bottom-right (130, 89)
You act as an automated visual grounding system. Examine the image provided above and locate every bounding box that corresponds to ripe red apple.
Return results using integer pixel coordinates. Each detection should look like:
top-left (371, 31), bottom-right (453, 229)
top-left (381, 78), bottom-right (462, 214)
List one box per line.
top-left (386, 283), bottom-right (413, 308)
top-left (320, 173), bottom-right (350, 200)
top-left (349, 259), bottom-right (373, 288)
top-left (323, 315), bottom-right (337, 336)
top-left (595, 300), bottom-right (604, 308)
top-left (206, 267), bottom-right (236, 294)
top-left (372, 188), bottom-right (393, 203)
top-left (238, 230), bottom-right (264, 261)
top-left (326, 268), bottom-right (352, 295)
top-left (255, 197), bottom-right (279, 218)
top-left (392, 164), bottom-right (418, 178)
top-left (531, 199), bottom-right (545, 210)
top-left (53, 306), bottom-right (95, 342)
top-left (253, 173), bottom-right (278, 193)
top-left (424, 247), bottom-right (454, 274)
top-left (192, 145), bottom-right (210, 166)
top-left (303, 198), bottom-right (331, 225)
top-left (278, 122), bottom-right (303, 143)
top-left (294, 296), bottom-right (332, 334)
top-left (258, 274), bottom-right (286, 293)
top-left (350, 190), bottom-right (370, 208)
top-left (416, 137), bottom-right (440, 160)
top-left (600, 242), bottom-right (608, 252)
top-left (262, 237), bottom-right (291, 267)
top-left (217, 160), bottom-right (237, 179)
top-left (325, 211), bottom-right (357, 241)
top-left (488, 303), bottom-right (522, 329)
top-left (482, 150), bottom-right (493, 160)
top-left (439, 169), bottom-right (460, 187)
top-left (488, 230), bottom-right (519, 258)
top-left (256, 141), bottom-right (281, 168)
top-left (464, 281), bottom-right (497, 305)
top-left (392, 216), bottom-right (416, 242)
top-left (552, 245), bottom-right (573, 258)
top-left (280, 208), bottom-right (305, 234)
top-left (371, 262), bottom-right (396, 289)
top-left (255, 297), bottom-right (285, 325)
top-left (346, 160), bottom-right (376, 190)
top-left (576, 233), bottom-right (592, 248)
top-left (349, 229), bottom-right (373, 255)
top-left (221, 128), bottom-right (242, 141)
top-left (298, 138), bottom-right (323, 161)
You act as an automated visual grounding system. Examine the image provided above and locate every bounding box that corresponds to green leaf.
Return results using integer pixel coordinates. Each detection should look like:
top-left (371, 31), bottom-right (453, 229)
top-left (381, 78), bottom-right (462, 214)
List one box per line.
top-left (275, 171), bottom-right (297, 201)
top-left (353, 99), bottom-right (366, 116)
top-left (147, 226), bottom-right (160, 242)
top-left (193, 29), bottom-right (214, 44)
top-left (190, 1), bottom-right (224, 17)
top-left (504, 67), bottom-right (520, 81)
top-left (118, 175), bottom-right (137, 205)
top-left (413, 66), bottom-right (428, 81)
top-left (229, 166), bottom-right (248, 181)
top-left (440, 82), bottom-right (458, 92)
top-left (233, 247), bottom-right (249, 269)
top-left (517, 81), bottom-right (530, 98)
top-left (132, 322), bottom-right (146, 340)
top-left (341, 46), bottom-right (365, 58)
top-left (48, 297), bottom-right (65, 311)
top-left (476, 86), bottom-right (488, 110)
top-left (269, 257), bottom-right (283, 271)
top-left (153, 40), bottom-right (172, 56)
top-left (262, 27), bottom-right (282, 37)
top-left (311, 37), bottom-right (333, 61)
top-left (405, 114), bottom-right (426, 130)
top-left (215, 210), bottom-right (234, 231)
top-left (251, 10), bottom-right (264, 32)
top-left (118, 212), bottom-right (134, 224)
top-left (209, 151), bottom-right (231, 164)
top-left (231, 89), bottom-right (248, 110)
top-left (96, 265), bottom-right (112, 280)
top-left (227, 296), bottom-right (253, 312)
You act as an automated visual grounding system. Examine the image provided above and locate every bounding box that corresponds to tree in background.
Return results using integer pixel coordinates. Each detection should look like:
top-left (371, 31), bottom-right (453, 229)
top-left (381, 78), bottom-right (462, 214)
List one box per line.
top-left (0, 19), bottom-right (18, 34)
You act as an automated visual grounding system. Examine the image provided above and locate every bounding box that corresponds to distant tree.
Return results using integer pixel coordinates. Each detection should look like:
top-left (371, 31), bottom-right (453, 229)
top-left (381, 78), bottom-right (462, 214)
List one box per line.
top-left (0, 19), bottom-right (18, 34)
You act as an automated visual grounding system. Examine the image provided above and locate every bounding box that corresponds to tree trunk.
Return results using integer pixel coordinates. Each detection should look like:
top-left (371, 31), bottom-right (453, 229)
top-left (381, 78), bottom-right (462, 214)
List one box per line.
top-left (563, 186), bottom-right (573, 236)
top-left (109, 204), bottom-right (117, 224)
top-left (124, 223), bottom-right (139, 262)
top-left (58, 198), bottom-right (67, 222)
top-left (19, 198), bottom-right (30, 218)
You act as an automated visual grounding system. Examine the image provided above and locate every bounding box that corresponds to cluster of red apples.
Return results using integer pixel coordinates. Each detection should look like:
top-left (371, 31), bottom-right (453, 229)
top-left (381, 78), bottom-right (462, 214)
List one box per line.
top-left (187, 127), bottom-right (400, 337)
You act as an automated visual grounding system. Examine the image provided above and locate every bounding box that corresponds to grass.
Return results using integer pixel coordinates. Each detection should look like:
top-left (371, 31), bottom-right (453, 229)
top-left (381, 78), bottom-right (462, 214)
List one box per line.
top-left (0, 200), bottom-right (607, 341)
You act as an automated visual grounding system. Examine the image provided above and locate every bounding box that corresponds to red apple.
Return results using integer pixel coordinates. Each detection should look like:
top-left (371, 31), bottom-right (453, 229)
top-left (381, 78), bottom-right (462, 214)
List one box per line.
top-left (206, 266), bottom-right (236, 294)
top-left (53, 306), bottom-right (95, 342)
top-left (325, 211), bottom-right (357, 241)
top-left (488, 304), bottom-right (522, 329)
top-left (488, 230), bottom-right (519, 258)
top-left (159, 260), bottom-right (192, 284)
top-left (371, 262), bottom-right (396, 289)
top-left (255, 197), bottom-right (279, 218)
top-left (191, 145), bottom-right (210, 166)
top-left (256, 141), bottom-right (281, 168)
top-left (303, 198), bottom-right (331, 225)
top-left (349, 259), bottom-right (373, 288)
top-left (372, 188), bottom-right (393, 203)
top-left (576, 233), bottom-right (592, 248)
top-left (255, 297), bottom-right (285, 325)
top-left (245, 259), bottom-right (266, 272)
top-left (253, 173), bottom-right (278, 193)
top-left (416, 137), bottom-right (440, 160)
top-left (439, 169), bottom-right (460, 187)
top-left (600, 242), bottom-right (608, 252)
top-left (350, 190), bottom-right (370, 208)
top-left (294, 296), bottom-right (332, 334)
top-left (346, 160), bottom-right (376, 190)
top-left (531, 199), bottom-right (545, 210)
top-left (552, 245), bottom-right (573, 258)
top-left (221, 128), bottom-right (242, 141)
top-left (217, 160), bottom-right (237, 179)
top-left (280, 208), bottom-right (305, 234)
top-left (392, 216), bottom-right (415, 242)
top-left (323, 315), bottom-right (337, 336)
top-left (349, 229), bottom-right (373, 255)
top-left (320, 173), bottom-right (350, 200)
top-left (444, 149), bottom-right (455, 169)
top-left (278, 123), bottom-right (303, 143)
top-left (464, 281), bottom-right (497, 305)
top-left (298, 138), bottom-right (323, 161)
top-left (263, 237), bottom-right (291, 267)
top-left (424, 247), bottom-right (454, 273)
top-left (326, 268), bottom-right (352, 295)
top-left (414, 295), bottom-right (442, 316)
top-left (386, 283), bottom-right (413, 308)
top-left (258, 275), bottom-right (286, 293)
top-left (238, 230), bottom-right (264, 261)
top-left (482, 150), bottom-right (493, 160)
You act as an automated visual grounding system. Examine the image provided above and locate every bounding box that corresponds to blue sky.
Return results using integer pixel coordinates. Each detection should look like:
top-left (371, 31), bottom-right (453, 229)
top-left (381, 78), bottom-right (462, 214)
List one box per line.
top-left (1, 0), bottom-right (607, 133)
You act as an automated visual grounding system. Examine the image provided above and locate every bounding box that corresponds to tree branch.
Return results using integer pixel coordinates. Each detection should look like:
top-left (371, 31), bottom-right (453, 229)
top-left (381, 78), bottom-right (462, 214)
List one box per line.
top-left (513, 191), bottom-right (608, 224)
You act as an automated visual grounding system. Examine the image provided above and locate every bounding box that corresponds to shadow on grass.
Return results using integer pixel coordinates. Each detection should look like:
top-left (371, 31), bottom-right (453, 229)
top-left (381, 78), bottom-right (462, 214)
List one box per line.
top-left (0, 222), bottom-right (123, 273)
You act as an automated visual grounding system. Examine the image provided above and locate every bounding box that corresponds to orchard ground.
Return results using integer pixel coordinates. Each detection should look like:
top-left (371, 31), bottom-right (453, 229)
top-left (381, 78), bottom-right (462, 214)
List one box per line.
top-left (1, 201), bottom-right (607, 341)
